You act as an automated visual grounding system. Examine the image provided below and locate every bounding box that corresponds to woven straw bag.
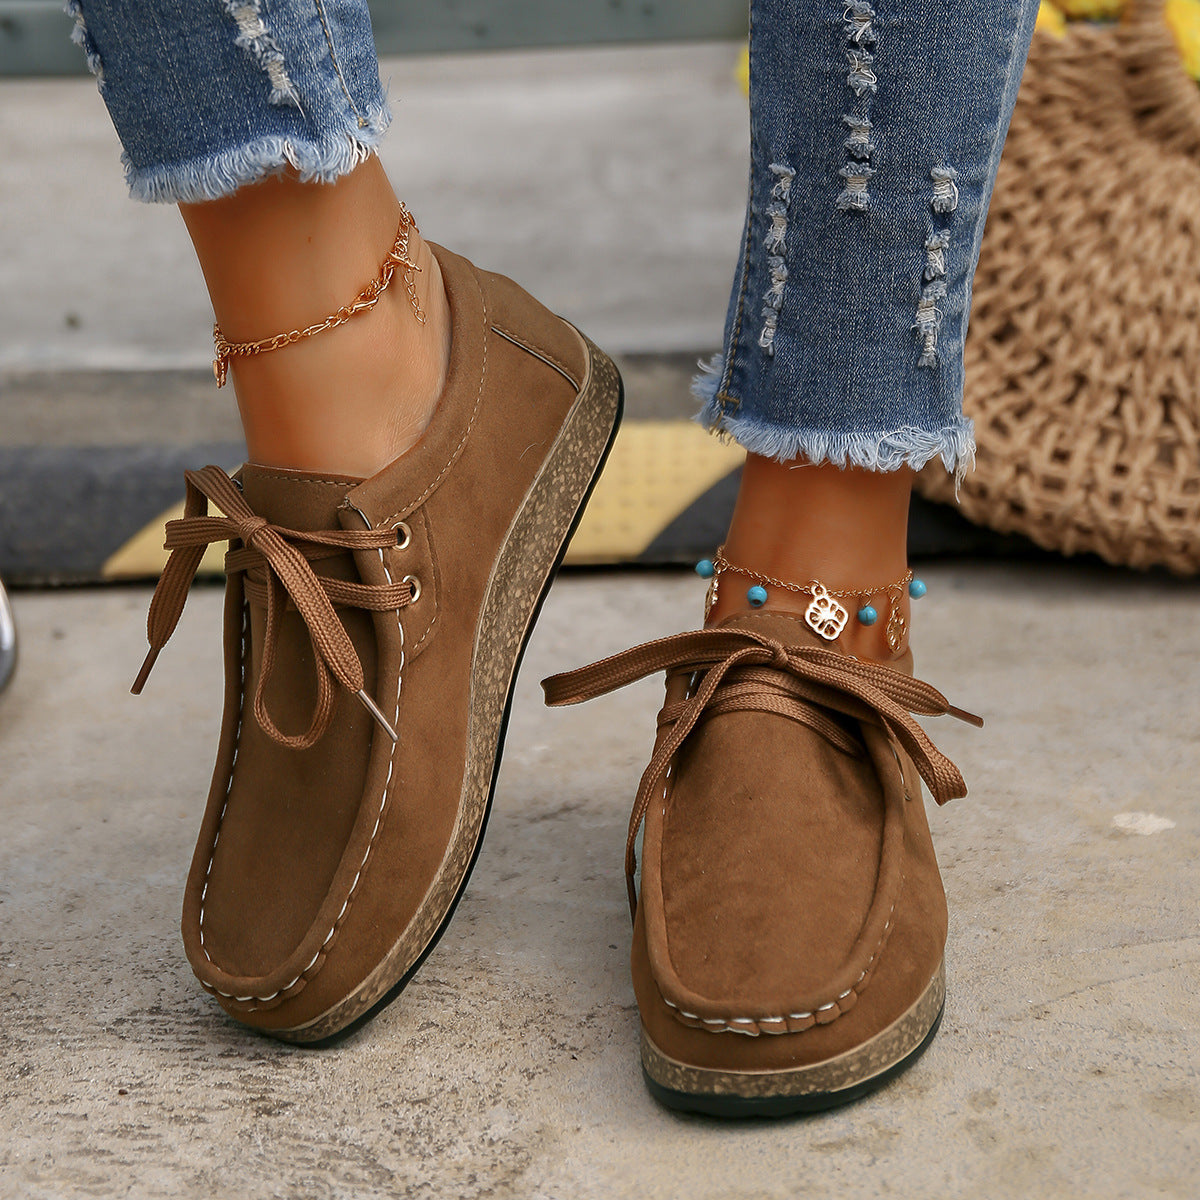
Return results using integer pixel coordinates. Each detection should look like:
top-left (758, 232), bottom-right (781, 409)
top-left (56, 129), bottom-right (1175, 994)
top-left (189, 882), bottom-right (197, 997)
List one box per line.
top-left (917, 0), bottom-right (1200, 574)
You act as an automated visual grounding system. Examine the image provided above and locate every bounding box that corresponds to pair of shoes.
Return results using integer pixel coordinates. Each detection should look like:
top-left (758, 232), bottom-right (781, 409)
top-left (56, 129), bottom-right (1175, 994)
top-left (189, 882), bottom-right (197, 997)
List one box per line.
top-left (138, 246), bottom-right (975, 1115)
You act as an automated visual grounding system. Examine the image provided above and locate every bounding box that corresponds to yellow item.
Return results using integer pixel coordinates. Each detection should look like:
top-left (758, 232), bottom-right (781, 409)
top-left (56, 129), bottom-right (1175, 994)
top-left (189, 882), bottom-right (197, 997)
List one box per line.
top-left (565, 422), bottom-right (745, 564)
top-left (1054, 0), bottom-right (1126, 17)
top-left (1166, 0), bottom-right (1200, 78)
top-left (1035, 1), bottom-right (1068, 36)
top-left (737, 2), bottom-right (1198, 114)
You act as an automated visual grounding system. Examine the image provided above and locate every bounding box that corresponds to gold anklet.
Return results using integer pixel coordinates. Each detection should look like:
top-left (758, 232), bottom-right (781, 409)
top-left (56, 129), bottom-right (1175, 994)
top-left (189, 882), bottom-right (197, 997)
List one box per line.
top-left (696, 546), bottom-right (924, 652)
top-left (211, 201), bottom-right (426, 388)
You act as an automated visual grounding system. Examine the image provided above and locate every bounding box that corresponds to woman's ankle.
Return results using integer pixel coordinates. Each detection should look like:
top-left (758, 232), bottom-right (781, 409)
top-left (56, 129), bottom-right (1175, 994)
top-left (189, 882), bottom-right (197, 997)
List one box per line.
top-left (231, 229), bottom-right (451, 477)
top-left (180, 158), bottom-right (452, 479)
top-left (706, 454), bottom-right (916, 662)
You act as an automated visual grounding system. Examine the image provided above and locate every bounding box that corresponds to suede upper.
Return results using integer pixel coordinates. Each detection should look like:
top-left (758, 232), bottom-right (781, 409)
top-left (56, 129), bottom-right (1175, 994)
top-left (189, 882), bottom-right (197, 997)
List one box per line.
top-left (634, 610), bottom-right (952, 1072)
top-left (158, 244), bottom-right (620, 1034)
top-left (543, 607), bottom-right (968, 1080)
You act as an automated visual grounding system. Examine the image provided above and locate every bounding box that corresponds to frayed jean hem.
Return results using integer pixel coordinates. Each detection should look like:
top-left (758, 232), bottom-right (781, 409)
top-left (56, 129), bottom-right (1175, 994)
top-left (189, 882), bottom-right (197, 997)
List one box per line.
top-left (692, 356), bottom-right (976, 479)
top-left (124, 101), bottom-right (391, 203)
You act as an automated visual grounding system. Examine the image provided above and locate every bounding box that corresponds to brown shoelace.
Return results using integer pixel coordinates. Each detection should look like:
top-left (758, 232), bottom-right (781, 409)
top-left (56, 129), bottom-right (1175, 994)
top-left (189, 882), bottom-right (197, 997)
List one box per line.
top-left (133, 465), bottom-right (413, 750)
top-left (543, 628), bottom-right (982, 913)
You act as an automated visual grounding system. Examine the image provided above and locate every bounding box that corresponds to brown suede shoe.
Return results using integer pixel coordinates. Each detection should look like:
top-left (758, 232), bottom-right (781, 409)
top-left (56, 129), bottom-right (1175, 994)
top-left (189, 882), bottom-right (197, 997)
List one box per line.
top-left (135, 245), bottom-right (622, 1042)
top-left (543, 609), bottom-right (979, 1116)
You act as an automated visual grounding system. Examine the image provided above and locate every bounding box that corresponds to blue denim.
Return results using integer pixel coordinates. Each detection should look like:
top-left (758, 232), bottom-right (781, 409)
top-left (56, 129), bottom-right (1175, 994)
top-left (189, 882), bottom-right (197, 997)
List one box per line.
top-left (68, 0), bottom-right (389, 202)
top-left (695, 0), bottom-right (1039, 475)
top-left (72, 0), bottom-right (1038, 473)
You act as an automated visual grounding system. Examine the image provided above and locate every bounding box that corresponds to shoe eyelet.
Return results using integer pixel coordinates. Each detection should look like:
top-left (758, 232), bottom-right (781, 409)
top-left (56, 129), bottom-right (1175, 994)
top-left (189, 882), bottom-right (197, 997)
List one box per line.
top-left (403, 574), bottom-right (421, 603)
top-left (394, 521), bottom-right (412, 550)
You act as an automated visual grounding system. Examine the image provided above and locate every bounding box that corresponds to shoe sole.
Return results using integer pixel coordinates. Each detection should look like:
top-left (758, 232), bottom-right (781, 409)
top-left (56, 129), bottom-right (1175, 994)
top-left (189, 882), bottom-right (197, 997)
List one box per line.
top-left (272, 332), bottom-right (624, 1045)
top-left (640, 960), bottom-right (945, 1117)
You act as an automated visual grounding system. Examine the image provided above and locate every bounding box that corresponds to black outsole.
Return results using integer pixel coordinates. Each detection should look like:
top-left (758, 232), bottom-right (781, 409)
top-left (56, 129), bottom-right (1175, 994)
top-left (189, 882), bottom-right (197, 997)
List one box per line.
top-left (279, 366), bottom-right (625, 1050)
top-left (642, 1004), bottom-right (944, 1119)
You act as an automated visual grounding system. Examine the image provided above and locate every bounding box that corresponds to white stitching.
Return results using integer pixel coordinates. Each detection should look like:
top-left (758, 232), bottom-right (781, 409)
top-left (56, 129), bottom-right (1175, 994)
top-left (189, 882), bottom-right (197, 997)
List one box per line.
top-left (652, 672), bottom-right (907, 1034)
top-left (199, 509), bottom-right (409, 1003)
top-left (198, 604), bottom-right (248, 963)
top-left (197, 284), bottom-right (495, 1003)
top-left (377, 275), bottom-right (489, 528)
top-left (661, 882), bottom-right (904, 1033)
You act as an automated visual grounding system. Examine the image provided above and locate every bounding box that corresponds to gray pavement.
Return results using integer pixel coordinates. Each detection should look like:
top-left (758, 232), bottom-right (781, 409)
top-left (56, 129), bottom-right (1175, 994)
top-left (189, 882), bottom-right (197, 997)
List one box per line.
top-left (2, 565), bottom-right (1198, 1198)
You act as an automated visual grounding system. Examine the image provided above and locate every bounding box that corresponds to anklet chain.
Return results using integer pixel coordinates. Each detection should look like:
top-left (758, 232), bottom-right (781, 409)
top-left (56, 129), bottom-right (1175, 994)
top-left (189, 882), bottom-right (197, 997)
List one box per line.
top-left (211, 201), bottom-right (426, 388)
top-left (697, 546), bottom-right (924, 652)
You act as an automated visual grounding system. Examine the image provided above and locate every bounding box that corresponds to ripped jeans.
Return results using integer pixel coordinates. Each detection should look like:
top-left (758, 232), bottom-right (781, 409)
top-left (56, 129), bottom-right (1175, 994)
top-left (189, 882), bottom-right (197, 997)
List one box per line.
top-left (71, 0), bottom-right (1039, 477)
top-left (69, 0), bottom-right (390, 202)
top-left (699, 0), bottom-right (1040, 474)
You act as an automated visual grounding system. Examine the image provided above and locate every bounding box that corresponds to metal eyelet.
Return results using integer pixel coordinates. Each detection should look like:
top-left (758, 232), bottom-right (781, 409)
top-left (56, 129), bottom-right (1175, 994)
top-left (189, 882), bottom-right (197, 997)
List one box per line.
top-left (394, 521), bottom-right (412, 550)
top-left (403, 574), bottom-right (421, 603)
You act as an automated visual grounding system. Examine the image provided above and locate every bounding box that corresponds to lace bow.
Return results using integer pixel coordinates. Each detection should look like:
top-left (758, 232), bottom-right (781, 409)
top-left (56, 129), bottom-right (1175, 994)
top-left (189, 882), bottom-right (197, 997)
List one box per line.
top-left (543, 628), bottom-right (982, 914)
top-left (133, 465), bottom-right (413, 750)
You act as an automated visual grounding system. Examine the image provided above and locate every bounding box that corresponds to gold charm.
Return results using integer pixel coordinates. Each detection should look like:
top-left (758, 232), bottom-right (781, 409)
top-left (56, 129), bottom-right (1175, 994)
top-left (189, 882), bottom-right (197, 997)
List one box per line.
top-left (804, 583), bottom-right (849, 641)
top-left (886, 602), bottom-right (907, 653)
top-left (209, 206), bottom-right (425, 388)
top-left (387, 248), bottom-right (420, 271)
top-left (703, 574), bottom-right (719, 621)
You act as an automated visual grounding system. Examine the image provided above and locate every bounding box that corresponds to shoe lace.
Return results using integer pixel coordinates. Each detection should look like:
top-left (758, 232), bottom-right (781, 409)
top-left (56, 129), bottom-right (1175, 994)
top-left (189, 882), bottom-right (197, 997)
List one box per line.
top-left (132, 464), bottom-right (414, 750)
top-left (542, 628), bottom-right (983, 915)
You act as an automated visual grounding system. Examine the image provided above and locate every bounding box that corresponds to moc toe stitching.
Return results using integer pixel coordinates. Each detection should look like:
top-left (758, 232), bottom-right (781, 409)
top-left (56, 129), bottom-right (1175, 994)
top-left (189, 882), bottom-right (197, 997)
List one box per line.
top-left (185, 306), bottom-right (483, 1009)
top-left (656, 879), bottom-right (904, 1037)
top-left (192, 567), bottom-right (405, 1006)
top-left (645, 718), bottom-right (908, 1036)
top-left (544, 610), bottom-right (966, 1102)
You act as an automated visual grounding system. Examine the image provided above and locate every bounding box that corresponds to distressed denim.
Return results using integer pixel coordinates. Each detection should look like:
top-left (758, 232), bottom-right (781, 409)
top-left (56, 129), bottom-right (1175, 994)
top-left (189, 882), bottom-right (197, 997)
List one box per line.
top-left (695, 0), bottom-right (1040, 475)
top-left (67, 0), bottom-right (389, 203)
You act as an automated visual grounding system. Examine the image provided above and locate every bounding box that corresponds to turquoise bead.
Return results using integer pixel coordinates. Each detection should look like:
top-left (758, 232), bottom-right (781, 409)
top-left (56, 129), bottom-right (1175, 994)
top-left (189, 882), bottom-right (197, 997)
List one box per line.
top-left (747, 585), bottom-right (768, 608)
top-left (695, 558), bottom-right (715, 579)
top-left (857, 604), bottom-right (878, 626)
top-left (908, 577), bottom-right (927, 599)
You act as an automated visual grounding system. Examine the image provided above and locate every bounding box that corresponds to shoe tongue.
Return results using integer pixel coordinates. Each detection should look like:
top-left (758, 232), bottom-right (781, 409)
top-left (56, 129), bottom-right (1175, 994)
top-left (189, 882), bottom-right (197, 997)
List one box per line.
top-left (239, 463), bottom-right (363, 532)
top-left (715, 607), bottom-right (915, 675)
top-left (715, 607), bottom-right (832, 649)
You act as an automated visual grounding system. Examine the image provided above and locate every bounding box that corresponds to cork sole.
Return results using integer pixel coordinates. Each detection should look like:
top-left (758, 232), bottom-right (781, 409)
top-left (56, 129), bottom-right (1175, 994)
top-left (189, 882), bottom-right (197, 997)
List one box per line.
top-left (274, 333), bottom-right (623, 1044)
top-left (641, 960), bottom-right (946, 1117)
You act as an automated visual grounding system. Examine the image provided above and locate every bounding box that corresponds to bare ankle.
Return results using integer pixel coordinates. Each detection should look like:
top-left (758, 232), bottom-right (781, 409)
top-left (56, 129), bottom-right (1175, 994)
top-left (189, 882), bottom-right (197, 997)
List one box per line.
top-left (706, 454), bottom-right (916, 662)
top-left (232, 229), bottom-right (451, 478)
top-left (181, 159), bottom-right (452, 478)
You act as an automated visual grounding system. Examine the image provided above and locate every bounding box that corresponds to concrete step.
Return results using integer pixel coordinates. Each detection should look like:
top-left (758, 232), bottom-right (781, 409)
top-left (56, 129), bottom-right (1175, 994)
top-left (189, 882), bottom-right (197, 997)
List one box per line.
top-left (0, 360), bottom-right (1046, 585)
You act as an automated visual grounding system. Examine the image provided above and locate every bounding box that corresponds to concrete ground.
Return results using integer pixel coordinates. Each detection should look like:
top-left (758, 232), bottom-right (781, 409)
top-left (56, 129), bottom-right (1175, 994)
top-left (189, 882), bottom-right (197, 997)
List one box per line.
top-left (1, 565), bottom-right (1198, 1199)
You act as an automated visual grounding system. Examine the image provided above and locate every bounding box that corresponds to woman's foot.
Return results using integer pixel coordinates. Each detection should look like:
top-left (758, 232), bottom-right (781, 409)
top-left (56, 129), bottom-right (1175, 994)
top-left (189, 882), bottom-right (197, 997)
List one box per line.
top-left (179, 156), bottom-right (451, 478)
top-left (139, 246), bottom-right (623, 1040)
top-left (545, 612), bottom-right (975, 1116)
top-left (706, 454), bottom-right (915, 662)
top-left (542, 451), bottom-right (981, 1115)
